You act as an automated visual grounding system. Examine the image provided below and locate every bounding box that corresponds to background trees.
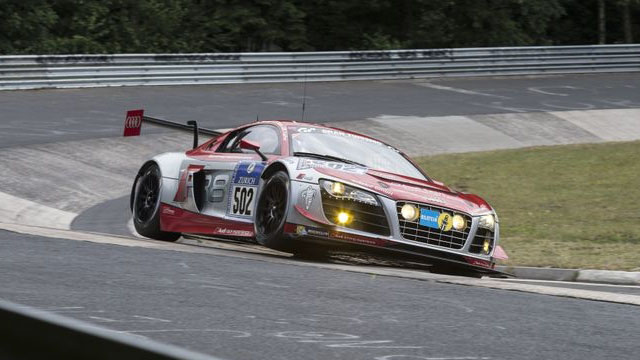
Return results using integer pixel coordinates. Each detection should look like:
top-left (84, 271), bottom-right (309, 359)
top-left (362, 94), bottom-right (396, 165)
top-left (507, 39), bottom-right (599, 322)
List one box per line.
top-left (0, 0), bottom-right (638, 54)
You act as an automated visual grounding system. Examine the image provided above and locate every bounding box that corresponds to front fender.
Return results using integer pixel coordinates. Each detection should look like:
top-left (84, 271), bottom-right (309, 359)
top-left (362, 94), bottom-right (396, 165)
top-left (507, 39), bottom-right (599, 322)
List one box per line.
top-left (130, 152), bottom-right (187, 211)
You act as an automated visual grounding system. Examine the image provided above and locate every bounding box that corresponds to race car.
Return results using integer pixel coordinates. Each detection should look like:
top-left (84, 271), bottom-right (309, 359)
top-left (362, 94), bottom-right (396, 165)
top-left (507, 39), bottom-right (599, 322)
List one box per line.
top-left (127, 110), bottom-right (508, 275)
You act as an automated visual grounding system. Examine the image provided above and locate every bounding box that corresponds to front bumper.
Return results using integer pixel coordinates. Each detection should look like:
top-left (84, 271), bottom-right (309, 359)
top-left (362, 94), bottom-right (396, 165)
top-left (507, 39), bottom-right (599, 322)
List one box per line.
top-left (288, 180), bottom-right (502, 273)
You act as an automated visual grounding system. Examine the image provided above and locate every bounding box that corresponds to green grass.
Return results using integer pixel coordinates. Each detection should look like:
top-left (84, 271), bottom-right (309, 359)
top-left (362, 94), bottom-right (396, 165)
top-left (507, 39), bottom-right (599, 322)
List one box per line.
top-left (414, 141), bottom-right (640, 271)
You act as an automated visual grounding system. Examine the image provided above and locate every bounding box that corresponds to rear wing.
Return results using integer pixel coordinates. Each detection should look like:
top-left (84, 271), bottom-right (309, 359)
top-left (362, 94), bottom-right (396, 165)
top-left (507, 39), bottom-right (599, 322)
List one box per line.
top-left (123, 109), bottom-right (223, 148)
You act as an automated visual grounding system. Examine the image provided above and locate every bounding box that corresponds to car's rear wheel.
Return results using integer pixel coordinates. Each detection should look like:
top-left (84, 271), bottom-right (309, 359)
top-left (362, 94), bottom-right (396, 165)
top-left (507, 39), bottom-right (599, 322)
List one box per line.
top-left (255, 171), bottom-right (294, 252)
top-left (132, 163), bottom-right (181, 242)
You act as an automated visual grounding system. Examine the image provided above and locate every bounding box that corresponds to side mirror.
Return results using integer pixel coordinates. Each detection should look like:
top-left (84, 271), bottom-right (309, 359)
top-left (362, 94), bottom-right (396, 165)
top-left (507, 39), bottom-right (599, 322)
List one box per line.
top-left (239, 139), bottom-right (260, 151)
top-left (239, 139), bottom-right (267, 161)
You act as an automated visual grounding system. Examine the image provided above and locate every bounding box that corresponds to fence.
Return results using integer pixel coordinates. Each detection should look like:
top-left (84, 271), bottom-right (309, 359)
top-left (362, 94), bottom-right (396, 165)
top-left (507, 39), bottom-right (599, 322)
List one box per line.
top-left (0, 44), bottom-right (639, 90)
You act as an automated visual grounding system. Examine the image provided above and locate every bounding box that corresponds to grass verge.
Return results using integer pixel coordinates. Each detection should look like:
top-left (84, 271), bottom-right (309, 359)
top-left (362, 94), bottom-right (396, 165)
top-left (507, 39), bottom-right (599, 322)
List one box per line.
top-left (414, 140), bottom-right (640, 271)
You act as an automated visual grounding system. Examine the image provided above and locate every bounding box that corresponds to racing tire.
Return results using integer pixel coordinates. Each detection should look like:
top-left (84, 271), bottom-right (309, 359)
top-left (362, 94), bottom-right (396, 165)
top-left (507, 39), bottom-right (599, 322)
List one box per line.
top-left (132, 163), bottom-right (181, 242)
top-left (254, 171), bottom-right (295, 252)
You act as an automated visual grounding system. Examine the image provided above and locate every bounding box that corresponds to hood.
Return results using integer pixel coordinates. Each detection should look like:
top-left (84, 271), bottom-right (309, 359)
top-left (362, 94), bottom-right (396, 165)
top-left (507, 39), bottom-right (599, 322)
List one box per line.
top-left (313, 166), bottom-right (492, 216)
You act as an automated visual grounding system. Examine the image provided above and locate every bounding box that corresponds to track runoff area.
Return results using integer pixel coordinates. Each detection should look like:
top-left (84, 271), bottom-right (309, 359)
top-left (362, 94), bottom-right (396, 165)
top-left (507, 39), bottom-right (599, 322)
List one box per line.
top-left (1, 73), bottom-right (639, 360)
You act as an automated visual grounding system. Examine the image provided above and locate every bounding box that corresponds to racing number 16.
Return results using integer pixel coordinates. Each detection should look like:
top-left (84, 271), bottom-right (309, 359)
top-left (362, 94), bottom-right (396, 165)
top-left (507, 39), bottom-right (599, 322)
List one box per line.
top-left (233, 186), bottom-right (254, 216)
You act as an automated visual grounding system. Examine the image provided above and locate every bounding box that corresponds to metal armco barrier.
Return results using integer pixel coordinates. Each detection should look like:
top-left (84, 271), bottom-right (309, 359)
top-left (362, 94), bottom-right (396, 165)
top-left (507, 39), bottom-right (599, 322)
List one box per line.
top-left (0, 44), bottom-right (639, 90)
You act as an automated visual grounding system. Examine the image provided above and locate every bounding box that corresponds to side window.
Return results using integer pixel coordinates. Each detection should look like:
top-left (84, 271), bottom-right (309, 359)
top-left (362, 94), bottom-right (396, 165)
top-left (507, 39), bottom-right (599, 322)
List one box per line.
top-left (217, 125), bottom-right (281, 154)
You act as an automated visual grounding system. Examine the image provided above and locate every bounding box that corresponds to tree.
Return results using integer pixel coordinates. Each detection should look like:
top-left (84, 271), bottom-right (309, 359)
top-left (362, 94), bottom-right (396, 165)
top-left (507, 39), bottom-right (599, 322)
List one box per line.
top-left (618, 0), bottom-right (639, 43)
top-left (0, 0), bottom-right (57, 54)
top-left (598, 0), bottom-right (606, 44)
top-left (442, 0), bottom-right (565, 47)
top-left (0, 0), bottom-right (633, 54)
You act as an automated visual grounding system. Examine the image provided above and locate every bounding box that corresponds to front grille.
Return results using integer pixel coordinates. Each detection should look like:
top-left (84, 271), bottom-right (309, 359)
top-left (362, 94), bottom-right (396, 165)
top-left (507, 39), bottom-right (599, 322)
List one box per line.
top-left (468, 228), bottom-right (494, 254)
top-left (321, 190), bottom-right (390, 236)
top-left (396, 202), bottom-right (471, 249)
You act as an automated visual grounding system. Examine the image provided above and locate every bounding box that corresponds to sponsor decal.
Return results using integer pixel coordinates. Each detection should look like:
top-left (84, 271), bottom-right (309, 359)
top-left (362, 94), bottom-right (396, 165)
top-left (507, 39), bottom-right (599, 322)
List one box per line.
top-left (232, 161), bottom-right (264, 185)
top-left (392, 184), bottom-right (448, 204)
top-left (292, 126), bottom-right (382, 146)
top-left (437, 212), bottom-right (453, 232)
top-left (162, 207), bottom-right (176, 215)
top-left (307, 227), bottom-right (329, 237)
top-left (300, 186), bottom-right (316, 210)
top-left (419, 209), bottom-right (453, 231)
top-left (419, 209), bottom-right (440, 229)
top-left (292, 225), bottom-right (329, 238)
top-left (227, 161), bottom-right (265, 218)
top-left (464, 256), bottom-right (493, 268)
top-left (425, 197), bottom-right (446, 205)
top-left (329, 231), bottom-right (388, 246)
top-left (214, 227), bottom-right (253, 237)
top-left (297, 158), bottom-right (367, 174)
top-left (295, 173), bottom-right (315, 181)
top-left (123, 109), bottom-right (143, 137)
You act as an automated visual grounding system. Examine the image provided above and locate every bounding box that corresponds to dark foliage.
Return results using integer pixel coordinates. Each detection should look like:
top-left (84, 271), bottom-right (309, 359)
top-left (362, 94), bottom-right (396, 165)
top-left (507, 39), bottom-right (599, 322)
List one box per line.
top-left (0, 0), bottom-right (638, 54)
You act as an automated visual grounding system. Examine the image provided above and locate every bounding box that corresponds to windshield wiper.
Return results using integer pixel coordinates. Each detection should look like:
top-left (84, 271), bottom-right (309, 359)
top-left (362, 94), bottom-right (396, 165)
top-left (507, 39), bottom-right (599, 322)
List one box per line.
top-left (293, 152), bottom-right (366, 167)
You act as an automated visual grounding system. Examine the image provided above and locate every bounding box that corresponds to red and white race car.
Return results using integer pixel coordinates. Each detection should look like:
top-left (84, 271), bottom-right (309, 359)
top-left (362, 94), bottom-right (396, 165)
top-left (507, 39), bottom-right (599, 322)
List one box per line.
top-left (127, 110), bottom-right (508, 275)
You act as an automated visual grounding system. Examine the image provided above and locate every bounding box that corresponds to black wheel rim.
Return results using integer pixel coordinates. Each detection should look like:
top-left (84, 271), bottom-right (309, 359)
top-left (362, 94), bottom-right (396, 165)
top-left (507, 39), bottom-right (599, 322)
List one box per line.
top-left (135, 169), bottom-right (160, 223)
top-left (258, 179), bottom-right (287, 236)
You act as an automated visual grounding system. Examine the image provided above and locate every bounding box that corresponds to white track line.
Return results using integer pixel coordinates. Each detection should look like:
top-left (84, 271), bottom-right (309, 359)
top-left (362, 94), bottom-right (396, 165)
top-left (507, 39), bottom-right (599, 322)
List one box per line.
top-left (417, 83), bottom-right (510, 99)
top-left (499, 278), bottom-right (640, 289)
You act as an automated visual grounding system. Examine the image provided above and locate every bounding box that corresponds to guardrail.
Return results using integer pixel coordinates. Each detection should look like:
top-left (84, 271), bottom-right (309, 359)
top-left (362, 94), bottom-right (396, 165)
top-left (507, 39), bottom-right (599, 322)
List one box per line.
top-left (1, 44), bottom-right (639, 90)
top-left (0, 299), bottom-right (223, 360)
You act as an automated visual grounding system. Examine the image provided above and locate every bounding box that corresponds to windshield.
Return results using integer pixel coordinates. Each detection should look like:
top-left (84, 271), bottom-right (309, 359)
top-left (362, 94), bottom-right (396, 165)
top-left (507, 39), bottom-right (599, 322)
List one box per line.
top-left (289, 126), bottom-right (427, 180)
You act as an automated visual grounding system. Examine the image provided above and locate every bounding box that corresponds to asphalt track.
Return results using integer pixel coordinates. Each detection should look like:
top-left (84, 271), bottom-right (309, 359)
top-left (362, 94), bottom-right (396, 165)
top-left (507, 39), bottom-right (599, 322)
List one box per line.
top-left (2, 231), bottom-right (639, 360)
top-left (1, 73), bottom-right (639, 147)
top-left (1, 74), bottom-right (640, 359)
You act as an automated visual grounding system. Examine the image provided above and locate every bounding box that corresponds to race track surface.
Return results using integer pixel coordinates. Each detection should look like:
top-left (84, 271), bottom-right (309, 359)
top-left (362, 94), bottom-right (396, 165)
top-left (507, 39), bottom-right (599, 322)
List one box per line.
top-left (2, 231), bottom-right (638, 360)
top-left (1, 74), bottom-right (639, 359)
top-left (1, 73), bottom-right (639, 147)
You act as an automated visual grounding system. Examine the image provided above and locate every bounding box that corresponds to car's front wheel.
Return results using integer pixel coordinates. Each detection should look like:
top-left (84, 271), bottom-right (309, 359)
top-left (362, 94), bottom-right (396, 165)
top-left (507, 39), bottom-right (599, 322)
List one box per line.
top-left (254, 170), bottom-right (293, 252)
top-left (132, 163), bottom-right (181, 242)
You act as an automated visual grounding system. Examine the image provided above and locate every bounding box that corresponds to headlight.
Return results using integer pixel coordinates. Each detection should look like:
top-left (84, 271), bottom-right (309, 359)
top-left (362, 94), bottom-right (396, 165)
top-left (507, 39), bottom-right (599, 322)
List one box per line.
top-left (400, 204), bottom-right (419, 221)
top-left (452, 214), bottom-right (466, 231)
top-left (478, 214), bottom-right (496, 231)
top-left (336, 211), bottom-right (351, 224)
top-left (320, 180), bottom-right (379, 206)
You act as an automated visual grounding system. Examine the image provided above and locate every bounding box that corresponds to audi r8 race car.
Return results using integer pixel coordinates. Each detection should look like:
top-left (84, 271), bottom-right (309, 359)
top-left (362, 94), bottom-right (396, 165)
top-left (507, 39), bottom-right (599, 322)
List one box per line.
top-left (127, 110), bottom-right (508, 276)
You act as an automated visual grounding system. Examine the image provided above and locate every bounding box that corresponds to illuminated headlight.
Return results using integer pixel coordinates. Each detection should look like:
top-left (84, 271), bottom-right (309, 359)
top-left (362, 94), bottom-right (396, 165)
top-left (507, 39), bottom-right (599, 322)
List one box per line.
top-left (452, 214), bottom-right (466, 231)
top-left (336, 212), bottom-right (351, 224)
top-left (400, 204), bottom-right (419, 221)
top-left (478, 214), bottom-right (496, 231)
top-left (320, 180), bottom-right (379, 206)
top-left (483, 239), bottom-right (491, 254)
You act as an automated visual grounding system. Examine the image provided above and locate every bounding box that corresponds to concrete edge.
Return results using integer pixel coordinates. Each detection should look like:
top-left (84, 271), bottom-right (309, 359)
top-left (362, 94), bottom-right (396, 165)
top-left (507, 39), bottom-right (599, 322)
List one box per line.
top-left (496, 266), bottom-right (640, 286)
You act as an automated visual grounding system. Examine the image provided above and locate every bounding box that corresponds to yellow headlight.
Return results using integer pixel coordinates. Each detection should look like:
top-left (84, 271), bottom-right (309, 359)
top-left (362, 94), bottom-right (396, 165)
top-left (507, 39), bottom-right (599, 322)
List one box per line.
top-left (331, 182), bottom-right (346, 195)
top-left (452, 214), bottom-right (466, 231)
top-left (483, 239), bottom-right (491, 254)
top-left (336, 212), bottom-right (350, 224)
top-left (400, 204), bottom-right (419, 221)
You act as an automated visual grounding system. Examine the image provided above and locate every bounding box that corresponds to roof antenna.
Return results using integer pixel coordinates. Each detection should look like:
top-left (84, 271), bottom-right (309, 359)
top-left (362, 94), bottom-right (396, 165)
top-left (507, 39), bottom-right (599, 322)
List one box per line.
top-left (256, 114), bottom-right (259, 122)
top-left (301, 66), bottom-right (308, 122)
